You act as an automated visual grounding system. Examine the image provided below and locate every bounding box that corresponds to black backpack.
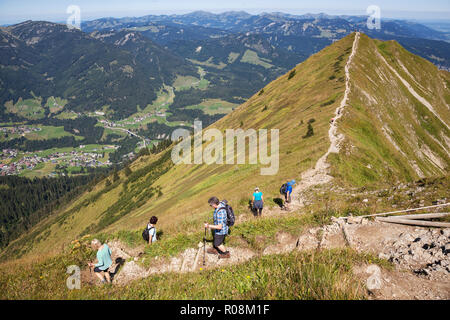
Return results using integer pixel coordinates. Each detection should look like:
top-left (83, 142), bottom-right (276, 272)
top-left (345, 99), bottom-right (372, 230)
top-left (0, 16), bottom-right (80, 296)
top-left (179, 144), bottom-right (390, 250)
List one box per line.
top-left (221, 200), bottom-right (235, 227)
top-left (142, 225), bottom-right (155, 242)
top-left (280, 183), bottom-right (288, 195)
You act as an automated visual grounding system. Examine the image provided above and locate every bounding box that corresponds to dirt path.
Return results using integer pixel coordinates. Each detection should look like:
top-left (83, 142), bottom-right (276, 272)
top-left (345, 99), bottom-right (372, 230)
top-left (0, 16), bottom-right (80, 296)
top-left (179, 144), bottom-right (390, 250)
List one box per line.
top-left (101, 217), bottom-right (449, 300)
top-left (292, 32), bottom-right (360, 207)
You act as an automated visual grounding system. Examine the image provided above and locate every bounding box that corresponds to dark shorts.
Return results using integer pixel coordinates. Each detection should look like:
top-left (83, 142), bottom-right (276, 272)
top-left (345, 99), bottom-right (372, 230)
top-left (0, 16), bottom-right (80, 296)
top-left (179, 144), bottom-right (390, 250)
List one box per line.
top-left (94, 267), bottom-right (109, 273)
top-left (213, 234), bottom-right (226, 247)
top-left (254, 200), bottom-right (263, 210)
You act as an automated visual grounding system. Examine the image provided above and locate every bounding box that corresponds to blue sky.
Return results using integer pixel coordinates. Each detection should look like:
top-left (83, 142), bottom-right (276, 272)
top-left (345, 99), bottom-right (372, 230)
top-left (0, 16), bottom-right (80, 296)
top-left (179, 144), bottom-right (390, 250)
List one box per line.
top-left (1, 0), bottom-right (449, 24)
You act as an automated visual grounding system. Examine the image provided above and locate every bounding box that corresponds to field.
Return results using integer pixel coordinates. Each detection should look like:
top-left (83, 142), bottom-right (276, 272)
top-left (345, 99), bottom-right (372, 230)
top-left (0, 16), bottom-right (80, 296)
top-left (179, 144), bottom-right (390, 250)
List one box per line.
top-left (28, 126), bottom-right (83, 141)
top-left (19, 162), bottom-right (57, 178)
top-left (173, 75), bottom-right (210, 91)
top-left (185, 99), bottom-right (238, 115)
top-left (241, 50), bottom-right (274, 69)
top-left (45, 97), bottom-right (67, 114)
top-left (5, 97), bottom-right (45, 120)
top-left (187, 57), bottom-right (227, 70)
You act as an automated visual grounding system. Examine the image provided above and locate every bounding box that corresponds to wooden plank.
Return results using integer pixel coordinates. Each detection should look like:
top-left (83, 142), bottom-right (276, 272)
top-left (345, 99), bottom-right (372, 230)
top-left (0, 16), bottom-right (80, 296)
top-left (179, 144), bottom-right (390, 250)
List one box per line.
top-left (357, 203), bottom-right (450, 218)
top-left (385, 212), bottom-right (450, 220)
top-left (376, 217), bottom-right (450, 228)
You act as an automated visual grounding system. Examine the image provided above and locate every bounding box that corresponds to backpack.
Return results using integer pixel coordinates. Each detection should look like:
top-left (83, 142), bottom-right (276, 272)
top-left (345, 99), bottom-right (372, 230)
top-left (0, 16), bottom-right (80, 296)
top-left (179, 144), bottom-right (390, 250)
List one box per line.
top-left (221, 200), bottom-right (235, 227)
top-left (280, 183), bottom-right (288, 195)
top-left (142, 225), bottom-right (155, 242)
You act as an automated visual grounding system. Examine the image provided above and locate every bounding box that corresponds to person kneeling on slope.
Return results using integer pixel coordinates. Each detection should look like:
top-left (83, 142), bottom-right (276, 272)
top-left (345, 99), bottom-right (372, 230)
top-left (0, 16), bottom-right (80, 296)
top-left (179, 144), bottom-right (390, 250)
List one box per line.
top-left (88, 239), bottom-right (112, 284)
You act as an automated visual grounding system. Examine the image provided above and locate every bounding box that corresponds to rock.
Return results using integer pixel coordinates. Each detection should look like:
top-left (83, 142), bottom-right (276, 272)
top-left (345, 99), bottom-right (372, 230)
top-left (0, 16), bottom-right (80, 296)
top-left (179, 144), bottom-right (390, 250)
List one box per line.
top-left (444, 244), bottom-right (450, 254)
top-left (347, 217), bottom-right (362, 224)
top-left (378, 253), bottom-right (390, 260)
top-left (442, 229), bottom-right (450, 238)
top-left (399, 233), bottom-right (415, 242)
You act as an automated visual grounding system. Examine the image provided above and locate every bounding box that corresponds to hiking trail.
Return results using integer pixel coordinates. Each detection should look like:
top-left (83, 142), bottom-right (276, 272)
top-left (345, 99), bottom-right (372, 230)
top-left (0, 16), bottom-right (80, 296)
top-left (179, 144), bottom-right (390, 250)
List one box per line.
top-left (99, 215), bottom-right (449, 300)
top-left (291, 32), bottom-right (360, 208)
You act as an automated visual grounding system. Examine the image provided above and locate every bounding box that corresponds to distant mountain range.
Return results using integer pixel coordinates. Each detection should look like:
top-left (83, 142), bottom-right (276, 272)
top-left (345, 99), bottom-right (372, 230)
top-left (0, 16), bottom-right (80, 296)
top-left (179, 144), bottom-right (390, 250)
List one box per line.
top-left (82, 11), bottom-right (450, 70)
top-left (2, 11), bottom-right (450, 124)
top-left (0, 21), bottom-right (198, 120)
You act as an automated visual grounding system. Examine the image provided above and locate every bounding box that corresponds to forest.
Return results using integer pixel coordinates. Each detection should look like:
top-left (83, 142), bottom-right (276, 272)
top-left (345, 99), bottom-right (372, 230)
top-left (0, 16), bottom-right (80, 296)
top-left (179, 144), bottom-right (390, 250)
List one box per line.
top-left (0, 173), bottom-right (109, 248)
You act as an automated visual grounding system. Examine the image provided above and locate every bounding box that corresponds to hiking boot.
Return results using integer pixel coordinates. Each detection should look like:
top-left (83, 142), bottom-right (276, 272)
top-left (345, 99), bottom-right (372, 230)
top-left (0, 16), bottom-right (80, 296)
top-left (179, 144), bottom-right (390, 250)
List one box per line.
top-left (207, 247), bottom-right (219, 255)
top-left (218, 251), bottom-right (231, 259)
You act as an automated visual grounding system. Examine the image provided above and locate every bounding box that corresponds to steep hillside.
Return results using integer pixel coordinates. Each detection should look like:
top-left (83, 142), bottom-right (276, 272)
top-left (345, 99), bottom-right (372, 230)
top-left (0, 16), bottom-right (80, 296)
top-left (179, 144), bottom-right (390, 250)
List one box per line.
top-left (1, 33), bottom-right (449, 262)
top-left (330, 34), bottom-right (450, 186)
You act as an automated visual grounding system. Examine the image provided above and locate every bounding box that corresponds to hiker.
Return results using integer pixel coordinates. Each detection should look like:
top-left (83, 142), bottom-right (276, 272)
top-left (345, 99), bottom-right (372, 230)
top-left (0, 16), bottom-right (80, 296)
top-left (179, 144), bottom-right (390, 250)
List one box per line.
top-left (204, 197), bottom-right (231, 259)
top-left (252, 187), bottom-right (264, 217)
top-left (286, 179), bottom-right (296, 203)
top-left (88, 239), bottom-right (112, 284)
top-left (142, 216), bottom-right (158, 245)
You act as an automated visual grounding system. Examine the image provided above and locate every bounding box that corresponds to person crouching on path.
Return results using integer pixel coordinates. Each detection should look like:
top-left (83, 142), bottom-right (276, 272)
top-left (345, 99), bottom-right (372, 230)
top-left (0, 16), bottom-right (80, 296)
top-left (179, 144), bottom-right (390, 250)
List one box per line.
top-left (88, 239), bottom-right (112, 284)
top-left (252, 187), bottom-right (264, 217)
top-left (286, 180), bottom-right (296, 203)
top-left (146, 216), bottom-right (158, 246)
top-left (205, 197), bottom-right (231, 259)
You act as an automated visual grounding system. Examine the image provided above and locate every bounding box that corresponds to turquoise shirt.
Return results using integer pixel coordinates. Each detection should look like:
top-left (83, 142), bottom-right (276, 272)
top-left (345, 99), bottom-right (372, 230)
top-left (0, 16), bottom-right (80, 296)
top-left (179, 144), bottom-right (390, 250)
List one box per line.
top-left (95, 244), bottom-right (112, 271)
top-left (253, 192), bottom-right (263, 201)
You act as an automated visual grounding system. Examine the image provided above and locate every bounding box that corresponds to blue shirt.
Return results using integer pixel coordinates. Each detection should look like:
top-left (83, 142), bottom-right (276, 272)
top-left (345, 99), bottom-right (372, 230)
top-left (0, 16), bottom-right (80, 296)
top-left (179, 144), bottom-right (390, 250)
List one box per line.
top-left (287, 181), bottom-right (295, 193)
top-left (213, 202), bottom-right (228, 235)
top-left (253, 192), bottom-right (263, 201)
top-left (95, 244), bottom-right (112, 271)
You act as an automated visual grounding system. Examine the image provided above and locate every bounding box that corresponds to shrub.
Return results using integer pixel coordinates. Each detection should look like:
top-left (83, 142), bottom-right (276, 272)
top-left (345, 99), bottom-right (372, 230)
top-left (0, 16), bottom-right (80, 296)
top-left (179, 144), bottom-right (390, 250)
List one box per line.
top-left (288, 69), bottom-right (296, 80)
top-left (302, 123), bottom-right (314, 139)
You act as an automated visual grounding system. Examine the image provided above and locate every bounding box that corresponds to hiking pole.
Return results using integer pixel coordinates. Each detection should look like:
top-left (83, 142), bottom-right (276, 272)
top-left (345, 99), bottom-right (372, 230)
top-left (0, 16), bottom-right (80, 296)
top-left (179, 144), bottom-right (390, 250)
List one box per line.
top-left (88, 262), bottom-right (93, 284)
top-left (203, 225), bottom-right (207, 266)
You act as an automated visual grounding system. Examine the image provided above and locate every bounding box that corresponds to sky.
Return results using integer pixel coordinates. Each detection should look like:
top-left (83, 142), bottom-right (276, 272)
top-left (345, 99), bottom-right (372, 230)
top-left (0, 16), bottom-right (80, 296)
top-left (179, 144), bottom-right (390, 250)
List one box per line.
top-left (1, 0), bottom-right (449, 25)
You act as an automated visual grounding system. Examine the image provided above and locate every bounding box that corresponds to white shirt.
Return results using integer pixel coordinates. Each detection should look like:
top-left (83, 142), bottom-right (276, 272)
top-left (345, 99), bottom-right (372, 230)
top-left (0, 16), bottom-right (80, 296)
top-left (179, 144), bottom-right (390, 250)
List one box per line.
top-left (147, 224), bottom-right (157, 242)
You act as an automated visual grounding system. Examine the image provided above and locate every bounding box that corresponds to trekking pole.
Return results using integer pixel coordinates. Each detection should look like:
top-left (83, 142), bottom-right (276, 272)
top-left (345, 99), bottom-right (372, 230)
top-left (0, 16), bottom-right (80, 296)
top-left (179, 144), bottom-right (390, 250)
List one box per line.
top-left (203, 226), bottom-right (207, 266)
top-left (88, 262), bottom-right (93, 284)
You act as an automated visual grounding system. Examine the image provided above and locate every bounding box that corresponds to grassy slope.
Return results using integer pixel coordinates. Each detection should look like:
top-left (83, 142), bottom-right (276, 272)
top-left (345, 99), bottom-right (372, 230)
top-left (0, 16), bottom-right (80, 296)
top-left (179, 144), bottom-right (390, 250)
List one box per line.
top-left (329, 34), bottom-right (450, 187)
top-left (0, 245), bottom-right (387, 300)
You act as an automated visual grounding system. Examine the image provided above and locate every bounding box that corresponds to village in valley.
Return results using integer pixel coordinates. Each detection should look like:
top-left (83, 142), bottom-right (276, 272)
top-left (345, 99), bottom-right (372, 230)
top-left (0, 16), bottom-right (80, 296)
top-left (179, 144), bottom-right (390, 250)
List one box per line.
top-left (0, 145), bottom-right (119, 177)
